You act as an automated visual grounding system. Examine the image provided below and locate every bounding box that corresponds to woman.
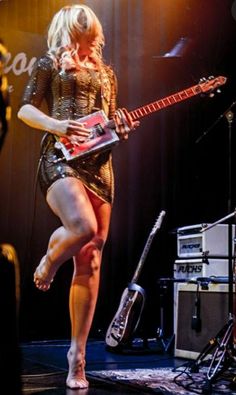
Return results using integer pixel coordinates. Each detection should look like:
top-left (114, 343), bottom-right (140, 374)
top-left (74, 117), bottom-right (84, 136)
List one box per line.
top-left (18, 4), bottom-right (138, 390)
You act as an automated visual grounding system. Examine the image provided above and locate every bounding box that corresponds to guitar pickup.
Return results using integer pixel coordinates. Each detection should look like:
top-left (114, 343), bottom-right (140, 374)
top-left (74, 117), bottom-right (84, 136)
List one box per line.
top-left (92, 123), bottom-right (106, 137)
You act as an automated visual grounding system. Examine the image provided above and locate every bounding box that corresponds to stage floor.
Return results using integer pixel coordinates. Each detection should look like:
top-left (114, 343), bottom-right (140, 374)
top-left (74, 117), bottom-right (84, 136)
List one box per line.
top-left (19, 338), bottom-right (236, 394)
top-left (20, 338), bottom-right (184, 394)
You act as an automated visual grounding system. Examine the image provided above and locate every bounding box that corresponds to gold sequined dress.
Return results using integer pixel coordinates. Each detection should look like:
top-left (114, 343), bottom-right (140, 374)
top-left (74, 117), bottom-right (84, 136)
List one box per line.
top-left (21, 54), bottom-right (118, 204)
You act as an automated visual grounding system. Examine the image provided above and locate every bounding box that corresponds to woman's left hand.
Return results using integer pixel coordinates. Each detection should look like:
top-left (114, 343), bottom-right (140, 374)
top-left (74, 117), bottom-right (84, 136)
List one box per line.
top-left (113, 108), bottom-right (140, 140)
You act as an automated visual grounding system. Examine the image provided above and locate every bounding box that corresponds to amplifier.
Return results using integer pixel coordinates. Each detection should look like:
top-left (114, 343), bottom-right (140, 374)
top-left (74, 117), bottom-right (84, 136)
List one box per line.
top-left (177, 223), bottom-right (235, 258)
top-left (174, 283), bottom-right (233, 359)
top-left (174, 258), bottom-right (229, 280)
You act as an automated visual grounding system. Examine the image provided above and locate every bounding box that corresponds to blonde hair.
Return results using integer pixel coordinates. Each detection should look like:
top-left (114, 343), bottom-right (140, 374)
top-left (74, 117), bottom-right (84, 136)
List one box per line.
top-left (47, 5), bottom-right (105, 70)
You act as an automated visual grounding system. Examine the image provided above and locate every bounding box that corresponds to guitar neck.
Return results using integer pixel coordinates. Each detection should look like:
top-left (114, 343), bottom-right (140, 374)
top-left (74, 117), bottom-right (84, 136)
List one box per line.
top-left (106, 76), bottom-right (226, 129)
top-left (131, 232), bottom-right (156, 284)
top-left (131, 210), bottom-right (166, 284)
top-left (129, 83), bottom-right (202, 121)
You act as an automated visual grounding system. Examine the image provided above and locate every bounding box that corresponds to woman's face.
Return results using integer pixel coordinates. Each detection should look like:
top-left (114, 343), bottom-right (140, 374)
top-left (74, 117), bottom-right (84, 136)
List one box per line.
top-left (77, 35), bottom-right (96, 58)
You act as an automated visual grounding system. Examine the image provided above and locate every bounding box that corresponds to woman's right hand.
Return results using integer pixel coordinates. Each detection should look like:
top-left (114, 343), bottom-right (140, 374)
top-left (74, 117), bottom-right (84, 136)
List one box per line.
top-left (53, 119), bottom-right (91, 144)
top-left (17, 104), bottom-right (90, 145)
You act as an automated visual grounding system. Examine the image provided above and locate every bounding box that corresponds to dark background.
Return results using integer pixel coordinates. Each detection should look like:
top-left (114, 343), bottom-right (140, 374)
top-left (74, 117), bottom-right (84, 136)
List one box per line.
top-left (0, 0), bottom-right (236, 342)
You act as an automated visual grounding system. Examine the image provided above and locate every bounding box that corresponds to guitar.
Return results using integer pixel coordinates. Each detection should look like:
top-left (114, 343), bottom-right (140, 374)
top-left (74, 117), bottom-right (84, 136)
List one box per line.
top-left (55, 75), bottom-right (226, 161)
top-left (105, 210), bottom-right (166, 348)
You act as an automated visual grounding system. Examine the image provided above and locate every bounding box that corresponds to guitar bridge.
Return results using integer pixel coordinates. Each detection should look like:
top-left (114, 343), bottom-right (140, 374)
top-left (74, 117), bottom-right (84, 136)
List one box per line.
top-left (89, 123), bottom-right (106, 139)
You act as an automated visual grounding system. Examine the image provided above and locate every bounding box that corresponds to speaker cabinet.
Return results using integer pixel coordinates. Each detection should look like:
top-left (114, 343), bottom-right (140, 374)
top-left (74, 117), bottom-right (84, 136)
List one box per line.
top-left (174, 283), bottom-right (233, 359)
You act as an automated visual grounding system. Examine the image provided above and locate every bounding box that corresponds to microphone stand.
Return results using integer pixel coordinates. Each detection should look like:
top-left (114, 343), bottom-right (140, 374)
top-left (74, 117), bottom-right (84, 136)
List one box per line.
top-left (226, 110), bottom-right (234, 318)
top-left (189, 109), bottom-right (236, 393)
top-left (187, 209), bottom-right (236, 389)
top-left (195, 100), bottom-right (236, 145)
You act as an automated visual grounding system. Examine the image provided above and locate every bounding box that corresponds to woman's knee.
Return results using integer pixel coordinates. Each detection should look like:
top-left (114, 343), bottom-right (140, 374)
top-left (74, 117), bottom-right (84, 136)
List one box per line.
top-left (68, 214), bottom-right (97, 241)
top-left (83, 237), bottom-right (105, 259)
top-left (74, 236), bottom-right (105, 272)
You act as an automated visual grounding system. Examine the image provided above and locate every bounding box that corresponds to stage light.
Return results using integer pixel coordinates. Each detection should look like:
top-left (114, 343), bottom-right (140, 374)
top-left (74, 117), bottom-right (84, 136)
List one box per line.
top-left (163, 37), bottom-right (192, 58)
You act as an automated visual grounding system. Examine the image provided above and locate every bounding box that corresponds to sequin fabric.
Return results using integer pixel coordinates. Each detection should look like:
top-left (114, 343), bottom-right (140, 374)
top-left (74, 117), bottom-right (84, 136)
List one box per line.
top-left (21, 54), bottom-right (118, 204)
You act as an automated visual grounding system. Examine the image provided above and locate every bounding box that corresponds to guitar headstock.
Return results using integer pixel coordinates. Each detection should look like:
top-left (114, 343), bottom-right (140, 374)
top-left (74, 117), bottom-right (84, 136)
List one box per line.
top-left (198, 76), bottom-right (227, 95)
top-left (151, 210), bottom-right (166, 235)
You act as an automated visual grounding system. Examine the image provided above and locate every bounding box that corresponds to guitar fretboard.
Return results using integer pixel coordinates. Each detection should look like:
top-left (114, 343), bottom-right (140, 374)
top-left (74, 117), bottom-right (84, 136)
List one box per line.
top-left (131, 210), bottom-right (166, 284)
top-left (130, 85), bottom-right (202, 121)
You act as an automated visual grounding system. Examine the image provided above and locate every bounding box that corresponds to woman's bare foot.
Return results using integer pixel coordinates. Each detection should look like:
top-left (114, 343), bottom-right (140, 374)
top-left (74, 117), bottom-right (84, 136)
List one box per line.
top-left (33, 255), bottom-right (58, 291)
top-left (66, 350), bottom-right (89, 389)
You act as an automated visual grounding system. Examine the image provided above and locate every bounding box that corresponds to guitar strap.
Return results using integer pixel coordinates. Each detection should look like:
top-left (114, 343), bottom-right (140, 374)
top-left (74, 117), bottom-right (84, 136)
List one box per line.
top-left (128, 282), bottom-right (146, 298)
top-left (91, 68), bottom-right (107, 114)
top-left (100, 67), bottom-right (112, 117)
top-left (92, 79), bottom-right (103, 113)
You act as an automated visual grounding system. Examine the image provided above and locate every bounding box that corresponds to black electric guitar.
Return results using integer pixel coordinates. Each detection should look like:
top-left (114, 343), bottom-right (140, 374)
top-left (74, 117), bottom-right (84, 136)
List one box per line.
top-left (105, 210), bottom-right (166, 348)
top-left (54, 76), bottom-right (226, 161)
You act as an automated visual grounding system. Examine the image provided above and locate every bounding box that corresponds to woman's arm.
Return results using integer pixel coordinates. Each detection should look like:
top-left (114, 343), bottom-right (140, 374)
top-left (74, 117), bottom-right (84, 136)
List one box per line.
top-left (18, 104), bottom-right (90, 140)
top-left (17, 104), bottom-right (60, 134)
top-left (18, 56), bottom-right (90, 140)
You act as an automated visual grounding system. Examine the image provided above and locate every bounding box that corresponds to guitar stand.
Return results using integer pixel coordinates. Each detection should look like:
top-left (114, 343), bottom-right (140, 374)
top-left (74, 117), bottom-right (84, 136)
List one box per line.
top-left (156, 326), bottom-right (175, 353)
top-left (189, 316), bottom-right (234, 372)
top-left (111, 276), bottom-right (175, 355)
top-left (156, 278), bottom-right (175, 353)
top-left (188, 317), bottom-right (235, 394)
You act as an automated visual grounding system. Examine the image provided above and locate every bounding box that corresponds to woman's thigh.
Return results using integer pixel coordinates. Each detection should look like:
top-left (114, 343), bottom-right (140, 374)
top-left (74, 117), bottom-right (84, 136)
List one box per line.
top-left (46, 177), bottom-right (98, 232)
top-left (84, 188), bottom-right (111, 243)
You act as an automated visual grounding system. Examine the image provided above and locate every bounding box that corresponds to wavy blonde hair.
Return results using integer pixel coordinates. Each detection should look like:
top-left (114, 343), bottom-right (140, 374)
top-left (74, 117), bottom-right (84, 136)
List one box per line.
top-left (47, 5), bottom-right (105, 70)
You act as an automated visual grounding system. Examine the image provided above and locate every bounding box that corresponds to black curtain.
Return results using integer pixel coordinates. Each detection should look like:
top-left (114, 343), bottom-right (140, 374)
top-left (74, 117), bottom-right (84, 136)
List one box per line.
top-left (0, 0), bottom-right (235, 341)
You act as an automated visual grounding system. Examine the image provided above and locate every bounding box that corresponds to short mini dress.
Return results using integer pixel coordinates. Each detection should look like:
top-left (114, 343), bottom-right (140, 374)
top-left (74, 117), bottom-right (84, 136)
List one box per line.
top-left (21, 54), bottom-right (118, 204)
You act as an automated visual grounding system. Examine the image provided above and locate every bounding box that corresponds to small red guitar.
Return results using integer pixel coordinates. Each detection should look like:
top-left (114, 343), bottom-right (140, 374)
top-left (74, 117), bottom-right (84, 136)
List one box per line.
top-left (54, 76), bottom-right (226, 161)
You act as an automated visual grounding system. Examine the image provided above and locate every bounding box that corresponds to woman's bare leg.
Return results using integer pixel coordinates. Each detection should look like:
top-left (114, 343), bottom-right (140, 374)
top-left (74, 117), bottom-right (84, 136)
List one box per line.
top-left (66, 190), bottom-right (111, 389)
top-left (34, 178), bottom-right (98, 291)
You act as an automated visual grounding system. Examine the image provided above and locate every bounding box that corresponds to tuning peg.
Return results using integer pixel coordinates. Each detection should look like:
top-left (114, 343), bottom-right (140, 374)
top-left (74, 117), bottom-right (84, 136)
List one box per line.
top-left (216, 88), bottom-right (221, 94)
top-left (209, 93), bottom-right (215, 98)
